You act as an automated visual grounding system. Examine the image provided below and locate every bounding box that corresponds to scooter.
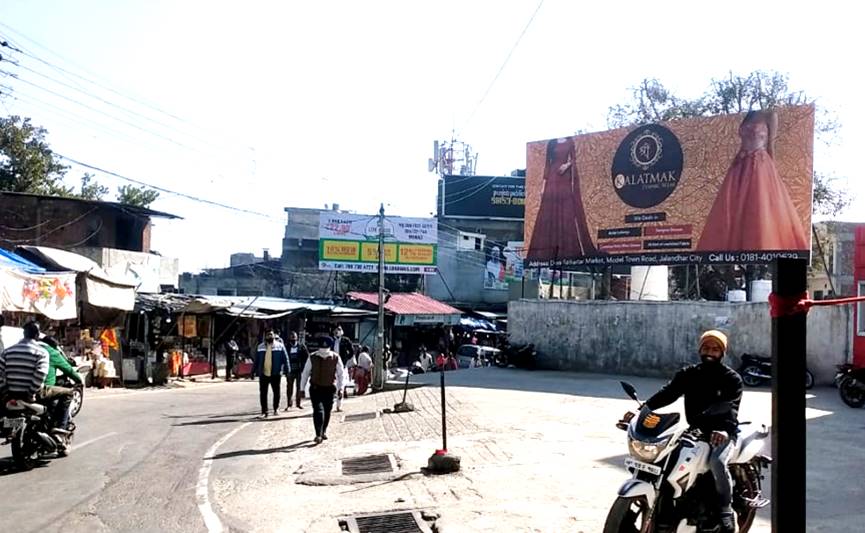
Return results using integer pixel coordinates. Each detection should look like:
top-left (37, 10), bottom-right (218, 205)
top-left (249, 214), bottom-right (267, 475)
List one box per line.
top-left (604, 381), bottom-right (770, 533)
top-left (738, 353), bottom-right (814, 390)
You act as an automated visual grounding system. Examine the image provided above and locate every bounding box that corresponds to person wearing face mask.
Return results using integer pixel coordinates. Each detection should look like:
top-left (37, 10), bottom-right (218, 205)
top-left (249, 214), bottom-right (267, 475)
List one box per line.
top-left (284, 331), bottom-right (309, 410)
top-left (640, 330), bottom-right (743, 533)
top-left (254, 329), bottom-right (289, 418)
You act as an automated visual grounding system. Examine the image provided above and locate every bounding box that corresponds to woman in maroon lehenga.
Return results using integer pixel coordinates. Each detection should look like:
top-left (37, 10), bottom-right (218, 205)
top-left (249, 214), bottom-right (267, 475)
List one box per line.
top-left (697, 110), bottom-right (808, 251)
top-left (528, 138), bottom-right (597, 261)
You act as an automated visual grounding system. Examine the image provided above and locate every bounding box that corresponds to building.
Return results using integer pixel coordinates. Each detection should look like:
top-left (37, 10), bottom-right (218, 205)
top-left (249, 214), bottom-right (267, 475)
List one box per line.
top-left (809, 221), bottom-right (864, 299)
top-left (426, 175), bottom-right (537, 311)
top-left (0, 192), bottom-right (180, 292)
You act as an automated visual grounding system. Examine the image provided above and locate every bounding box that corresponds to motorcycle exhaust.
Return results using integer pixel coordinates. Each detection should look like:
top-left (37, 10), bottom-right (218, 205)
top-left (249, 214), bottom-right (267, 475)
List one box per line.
top-left (35, 431), bottom-right (58, 451)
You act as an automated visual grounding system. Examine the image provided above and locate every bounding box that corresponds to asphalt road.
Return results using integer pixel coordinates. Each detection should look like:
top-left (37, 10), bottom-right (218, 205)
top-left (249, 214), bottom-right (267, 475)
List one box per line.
top-left (0, 381), bottom-right (261, 533)
top-left (0, 371), bottom-right (860, 532)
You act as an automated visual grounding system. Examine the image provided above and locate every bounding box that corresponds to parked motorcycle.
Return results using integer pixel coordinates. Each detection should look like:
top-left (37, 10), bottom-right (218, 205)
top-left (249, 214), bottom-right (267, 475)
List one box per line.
top-left (495, 342), bottom-right (537, 369)
top-left (1, 396), bottom-right (75, 470)
top-left (738, 353), bottom-right (814, 390)
top-left (835, 365), bottom-right (865, 408)
top-left (604, 381), bottom-right (771, 533)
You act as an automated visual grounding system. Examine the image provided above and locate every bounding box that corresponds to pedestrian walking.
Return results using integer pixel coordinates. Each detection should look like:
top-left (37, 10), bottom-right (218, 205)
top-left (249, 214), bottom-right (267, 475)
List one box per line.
top-left (300, 336), bottom-right (345, 444)
top-left (225, 338), bottom-right (239, 381)
top-left (284, 331), bottom-right (309, 411)
top-left (353, 345), bottom-right (373, 395)
top-left (254, 329), bottom-right (289, 418)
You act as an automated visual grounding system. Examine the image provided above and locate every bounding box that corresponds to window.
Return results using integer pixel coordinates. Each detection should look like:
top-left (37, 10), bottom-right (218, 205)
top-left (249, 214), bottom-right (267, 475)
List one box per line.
top-left (858, 281), bottom-right (865, 336)
top-left (457, 231), bottom-right (485, 252)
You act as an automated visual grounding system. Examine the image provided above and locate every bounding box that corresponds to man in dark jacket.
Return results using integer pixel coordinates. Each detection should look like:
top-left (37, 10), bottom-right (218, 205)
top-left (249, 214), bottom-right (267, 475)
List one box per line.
top-left (300, 337), bottom-right (345, 444)
top-left (643, 330), bottom-right (743, 533)
top-left (253, 329), bottom-right (289, 418)
top-left (284, 331), bottom-right (310, 410)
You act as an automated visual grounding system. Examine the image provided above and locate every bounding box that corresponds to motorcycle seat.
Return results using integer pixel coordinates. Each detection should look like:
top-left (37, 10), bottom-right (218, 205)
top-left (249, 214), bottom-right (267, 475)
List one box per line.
top-left (742, 353), bottom-right (771, 363)
top-left (5, 399), bottom-right (47, 415)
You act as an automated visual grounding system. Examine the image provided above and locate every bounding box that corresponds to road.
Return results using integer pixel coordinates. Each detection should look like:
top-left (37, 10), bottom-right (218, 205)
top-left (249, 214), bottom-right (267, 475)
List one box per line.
top-left (0, 370), bottom-right (861, 532)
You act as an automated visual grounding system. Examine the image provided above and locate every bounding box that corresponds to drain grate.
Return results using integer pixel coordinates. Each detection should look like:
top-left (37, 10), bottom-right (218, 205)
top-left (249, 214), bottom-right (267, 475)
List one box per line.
top-left (344, 412), bottom-right (378, 422)
top-left (341, 454), bottom-right (394, 476)
top-left (342, 511), bottom-right (431, 533)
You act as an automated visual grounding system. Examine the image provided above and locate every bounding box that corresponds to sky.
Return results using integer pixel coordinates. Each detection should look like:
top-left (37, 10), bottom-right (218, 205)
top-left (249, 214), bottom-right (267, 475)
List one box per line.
top-left (1, 0), bottom-right (862, 272)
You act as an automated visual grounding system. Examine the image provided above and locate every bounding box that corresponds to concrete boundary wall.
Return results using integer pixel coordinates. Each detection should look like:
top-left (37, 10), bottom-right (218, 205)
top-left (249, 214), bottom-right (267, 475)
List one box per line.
top-left (507, 299), bottom-right (852, 385)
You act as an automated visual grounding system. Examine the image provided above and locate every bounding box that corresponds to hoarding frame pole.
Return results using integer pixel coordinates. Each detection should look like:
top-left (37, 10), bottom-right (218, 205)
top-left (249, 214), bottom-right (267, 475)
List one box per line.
top-left (771, 258), bottom-right (807, 532)
top-left (373, 204), bottom-right (386, 392)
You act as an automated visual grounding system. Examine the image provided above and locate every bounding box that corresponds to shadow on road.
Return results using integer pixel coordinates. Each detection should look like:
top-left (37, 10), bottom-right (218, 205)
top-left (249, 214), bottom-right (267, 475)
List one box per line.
top-left (209, 439), bottom-right (316, 460)
top-left (171, 413), bottom-right (312, 427)
top-left (0, 456), bottom-right (50, 477)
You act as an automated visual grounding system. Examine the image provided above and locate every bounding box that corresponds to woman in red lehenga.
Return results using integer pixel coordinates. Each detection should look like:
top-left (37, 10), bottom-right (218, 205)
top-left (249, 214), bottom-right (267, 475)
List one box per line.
top-left (527, 138), bottom-right (597, 261)
top-left (697, 110), bottom-right (808, 251)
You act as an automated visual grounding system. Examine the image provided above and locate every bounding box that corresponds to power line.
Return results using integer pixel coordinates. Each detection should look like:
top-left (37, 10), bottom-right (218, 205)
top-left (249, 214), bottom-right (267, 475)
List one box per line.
top-left (459, 0), bottom-right (545, 134)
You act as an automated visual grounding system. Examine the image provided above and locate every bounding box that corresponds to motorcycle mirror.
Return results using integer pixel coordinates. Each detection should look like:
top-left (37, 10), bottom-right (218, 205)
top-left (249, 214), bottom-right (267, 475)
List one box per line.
top-left (620, 381), bottom-right (639, 402)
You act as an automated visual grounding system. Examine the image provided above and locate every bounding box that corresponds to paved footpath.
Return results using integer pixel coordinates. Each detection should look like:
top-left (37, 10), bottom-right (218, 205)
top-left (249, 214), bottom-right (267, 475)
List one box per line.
top-left (209, 367), bottom-right (856, 532)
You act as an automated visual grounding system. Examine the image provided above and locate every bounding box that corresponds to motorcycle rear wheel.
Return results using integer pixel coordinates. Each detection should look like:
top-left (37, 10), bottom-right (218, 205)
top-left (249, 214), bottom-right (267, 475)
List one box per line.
top-left (741, 365), bottom-right (765, 387)
top-left (11, 429), bottom-right (37, 471)
top-left (805, 370), bottom-right (815, 390)
top-left (603, 496), bottom-right (650, 533)
top-left (839, 379), bottom-right (865, 408)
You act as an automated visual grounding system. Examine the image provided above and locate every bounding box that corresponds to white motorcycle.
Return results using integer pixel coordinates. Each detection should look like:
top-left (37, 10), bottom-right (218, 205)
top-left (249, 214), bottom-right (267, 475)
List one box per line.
top-left (604, 382), bottom-right (771, 533)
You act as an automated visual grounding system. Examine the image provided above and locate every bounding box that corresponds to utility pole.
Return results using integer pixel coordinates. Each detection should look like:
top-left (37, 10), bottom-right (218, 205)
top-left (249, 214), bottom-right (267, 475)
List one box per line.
top-left (373, 203), bottom-right (386, 391)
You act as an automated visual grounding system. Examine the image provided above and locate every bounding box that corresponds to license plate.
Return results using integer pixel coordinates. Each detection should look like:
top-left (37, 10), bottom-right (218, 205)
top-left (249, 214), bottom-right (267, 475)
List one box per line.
top-left (625, 457), bottom-right (662, 475)
top-left (2, 418), bottom-right (24, 430)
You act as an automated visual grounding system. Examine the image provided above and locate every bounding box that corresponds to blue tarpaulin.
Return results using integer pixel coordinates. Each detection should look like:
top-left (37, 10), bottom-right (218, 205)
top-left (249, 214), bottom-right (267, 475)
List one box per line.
top-left (0, 248), bottom-right (45, 273)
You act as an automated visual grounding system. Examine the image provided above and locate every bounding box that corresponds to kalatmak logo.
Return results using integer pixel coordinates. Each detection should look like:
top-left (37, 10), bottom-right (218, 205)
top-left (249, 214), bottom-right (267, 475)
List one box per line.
top-left (611, 124), bottom-right (684, 209)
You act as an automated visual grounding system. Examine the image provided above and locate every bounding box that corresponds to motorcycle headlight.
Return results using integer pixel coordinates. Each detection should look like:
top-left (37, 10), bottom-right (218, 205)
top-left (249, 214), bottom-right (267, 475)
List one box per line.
top-left (628, 436), bottom-right (671, 463)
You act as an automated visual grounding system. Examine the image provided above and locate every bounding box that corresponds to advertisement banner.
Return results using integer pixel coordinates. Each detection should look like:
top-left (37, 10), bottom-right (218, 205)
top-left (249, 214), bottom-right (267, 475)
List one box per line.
top-left (0, 269), bottom-right (77, 320)
top-left (525, 105), bottom-right (814, 267)
top-left (319, 213), bottom-right (438, 274)
top-left (441, 175), bottom-right (525, 219)
top-left (504, 241), bottom-right (525, 282)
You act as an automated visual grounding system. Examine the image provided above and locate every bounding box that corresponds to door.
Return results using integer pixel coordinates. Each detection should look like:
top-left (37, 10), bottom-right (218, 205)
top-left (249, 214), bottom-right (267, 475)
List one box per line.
top-left (853, 226), bottom-right (865, 367)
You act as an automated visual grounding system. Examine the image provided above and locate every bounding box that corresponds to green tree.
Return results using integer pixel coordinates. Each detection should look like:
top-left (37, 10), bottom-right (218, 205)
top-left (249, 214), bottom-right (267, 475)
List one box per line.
top-left (116, 184), bottom-right (160, 208)
top-left (1, 115), bottom-right (110, 199)
top-left (607, 71), bottom-right (852, 300)
top-left (78, 173), bottom-right (108, 200)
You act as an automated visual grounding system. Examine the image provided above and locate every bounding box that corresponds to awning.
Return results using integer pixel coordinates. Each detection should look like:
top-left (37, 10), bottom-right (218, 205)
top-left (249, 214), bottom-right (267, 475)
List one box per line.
top-left (0, 248), bottom-right (77, 320)
top-left (347, 292), bottom-right (462, 326)
top-left (17, 246), bottom-right (136, 311)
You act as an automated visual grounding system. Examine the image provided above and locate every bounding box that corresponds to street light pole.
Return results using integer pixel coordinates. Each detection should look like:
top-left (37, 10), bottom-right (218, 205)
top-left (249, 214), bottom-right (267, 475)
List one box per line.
top-left (373, 203), bottom-right (386, 391)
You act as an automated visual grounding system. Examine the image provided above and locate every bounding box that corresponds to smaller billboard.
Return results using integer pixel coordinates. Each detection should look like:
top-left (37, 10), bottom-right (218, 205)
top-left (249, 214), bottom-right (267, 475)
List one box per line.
top-left (441, 175), bottom-right (525, 220)
top-left (319, 213), bottom-right (438, 275)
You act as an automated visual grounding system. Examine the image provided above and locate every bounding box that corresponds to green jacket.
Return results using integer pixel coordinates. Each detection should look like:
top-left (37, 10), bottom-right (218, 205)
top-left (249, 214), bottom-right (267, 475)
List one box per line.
top-left (41, 343), bottom-right (82, 387)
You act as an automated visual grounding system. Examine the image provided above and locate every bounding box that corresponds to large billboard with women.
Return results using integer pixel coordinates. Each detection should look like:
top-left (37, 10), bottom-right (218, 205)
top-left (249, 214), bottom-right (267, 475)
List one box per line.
top-left (524, 105), bottom-right (814, 268)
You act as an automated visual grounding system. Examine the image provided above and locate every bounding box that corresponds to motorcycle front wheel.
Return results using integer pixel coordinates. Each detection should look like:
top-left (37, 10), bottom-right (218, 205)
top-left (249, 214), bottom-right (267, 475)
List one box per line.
top-left (603, 496), bottom-right (651, 533)
top-left (839, 379), bottom-right (865, 408)
top-left (741, 365), bottom-right (766, 387)
top-left (71, 385), bottom-right (84, 417)
top-left (805, 370), bottom-right (815, 390)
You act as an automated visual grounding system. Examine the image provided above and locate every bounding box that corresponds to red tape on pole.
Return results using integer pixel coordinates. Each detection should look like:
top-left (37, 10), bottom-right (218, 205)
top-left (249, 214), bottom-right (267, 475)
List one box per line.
top-left (768, 291), bottom-right (865, 318)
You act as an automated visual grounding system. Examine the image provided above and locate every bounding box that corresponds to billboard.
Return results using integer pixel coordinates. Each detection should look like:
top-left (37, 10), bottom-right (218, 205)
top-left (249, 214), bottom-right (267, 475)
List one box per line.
top-left (525, 105), bottom-right (814, 268)
top-left (319, 213), bottom-right (438, 275)
top-left (441, 175), bottom-right (525, 219)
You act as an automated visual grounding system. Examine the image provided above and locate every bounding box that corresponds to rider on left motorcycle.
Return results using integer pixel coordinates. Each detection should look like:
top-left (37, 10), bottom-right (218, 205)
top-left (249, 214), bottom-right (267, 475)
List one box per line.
top-left (0, 322), bottom-right (50, 405)
top-left (39, 336), bottom-right (82, 431)
top-left (640, 329), bottom-right (744, 533)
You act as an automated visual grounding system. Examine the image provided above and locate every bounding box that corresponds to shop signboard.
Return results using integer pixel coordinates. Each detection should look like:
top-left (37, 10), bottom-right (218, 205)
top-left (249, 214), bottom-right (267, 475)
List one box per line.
top-left (441, 175), bottom-right (525, 220)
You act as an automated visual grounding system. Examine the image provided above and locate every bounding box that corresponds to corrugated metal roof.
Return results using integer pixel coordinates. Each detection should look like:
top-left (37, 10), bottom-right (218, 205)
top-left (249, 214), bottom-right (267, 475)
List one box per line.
top-left (347, 292), bottom-right (462, 316)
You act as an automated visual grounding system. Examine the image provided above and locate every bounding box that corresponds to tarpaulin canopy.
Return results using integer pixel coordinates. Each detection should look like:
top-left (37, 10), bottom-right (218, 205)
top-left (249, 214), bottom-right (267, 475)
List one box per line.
top-left (17, 246), bottom-right (136, 311)
top-left (0, 248), bottom-right (77, 320)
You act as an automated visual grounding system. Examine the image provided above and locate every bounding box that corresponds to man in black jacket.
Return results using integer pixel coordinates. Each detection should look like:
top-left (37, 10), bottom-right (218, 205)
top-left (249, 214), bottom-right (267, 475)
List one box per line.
top-left (284, 331), bottom-right (310, 410)
top-left (643, 330), bottom-right (743, 533)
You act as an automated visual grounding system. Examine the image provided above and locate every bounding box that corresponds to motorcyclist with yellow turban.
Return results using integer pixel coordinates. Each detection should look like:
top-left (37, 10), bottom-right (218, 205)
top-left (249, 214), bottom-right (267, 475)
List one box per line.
top-left (642, 330), bottom-right (744, 533)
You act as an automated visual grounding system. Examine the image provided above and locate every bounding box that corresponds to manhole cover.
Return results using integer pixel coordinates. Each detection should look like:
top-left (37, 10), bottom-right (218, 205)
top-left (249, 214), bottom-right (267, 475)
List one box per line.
top-left (342, 454), bottom-right (394, 476)
top-left (344, 412), bottom-right (378, 422)
top-left (341, 511), bottom-right (432, 533)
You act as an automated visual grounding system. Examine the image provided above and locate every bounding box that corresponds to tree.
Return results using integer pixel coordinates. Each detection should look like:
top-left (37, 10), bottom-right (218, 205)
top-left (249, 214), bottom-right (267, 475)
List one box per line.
top-left (116, 184), bottom-right (160, 208)
top-left (78, 173), bottom-right (108, 200)
top-left (1, 115), bottom-right (71, 195)
top-left (607, 71), bottom-right (852, 300)
top-left (1, 115), bottom-right (110, 200)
